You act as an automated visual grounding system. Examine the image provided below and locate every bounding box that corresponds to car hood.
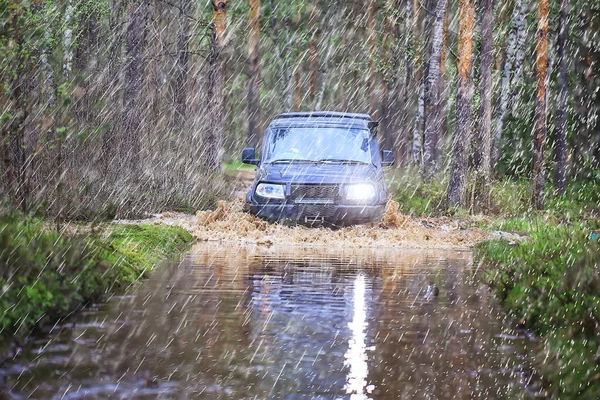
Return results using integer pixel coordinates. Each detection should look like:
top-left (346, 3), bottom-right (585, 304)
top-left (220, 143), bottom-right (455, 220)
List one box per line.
top-left (256, 163), bottom-right (380, 185)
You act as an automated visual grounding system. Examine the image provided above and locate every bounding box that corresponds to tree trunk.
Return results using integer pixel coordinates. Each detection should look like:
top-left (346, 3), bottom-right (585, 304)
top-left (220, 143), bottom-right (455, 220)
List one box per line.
top-left (247, 0), bottom-right (260, 147)
top-left (204, 0), bottom-right (228, 172)
top-left (308, 0), bottom-right (318, 104)
top-left (532, 0), bottom-right (549, 209)
top-left (315, 0), bottom-right (341, 111)
top-left (101, 0), bottom-right (125, 170)
top-left (63, 0), bottom-right (75, 76)
top-left (269, 1), bottom-right (293, 111)
top-left (435, 3), bottom-right (449, 166)
top-left (492, 0), bottom-right (522, 166)
top-left (474, 0), bottom-right (494, 196)
top-left (147, 0), bottom-right (163, 128)
top-left (400, 0), bottom-right (413, 165)
top-left (554, 0), bottom-right (568, 196)
top-left (382, 0), bottom-right (403, 156)
top-left (121, 0), bottom-right (149, 175)
top-left (412, 75), bottom-right (425, 164)
top-left (422, 0), bottom-right (448, 179)
top-left (367, 0), bottom-right (376, 117)
top-left (447, 0), bottom-right (474, 208)
top-left (174, 0), bottom-right (190, 127)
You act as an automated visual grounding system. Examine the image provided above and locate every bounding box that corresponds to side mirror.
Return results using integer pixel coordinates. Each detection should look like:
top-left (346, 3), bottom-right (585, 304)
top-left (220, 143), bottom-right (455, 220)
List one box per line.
top-left (242, 148), bottom-right (259, 165)
top-left (381, 150), bottom-right (395, 167)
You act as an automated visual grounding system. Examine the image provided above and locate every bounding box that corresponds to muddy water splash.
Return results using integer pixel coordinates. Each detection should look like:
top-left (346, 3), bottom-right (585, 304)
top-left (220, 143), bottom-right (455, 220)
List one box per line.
top-left (191, 199), bottom-right (490, 249)
top-left (1, 244), bottom-right (538, 399)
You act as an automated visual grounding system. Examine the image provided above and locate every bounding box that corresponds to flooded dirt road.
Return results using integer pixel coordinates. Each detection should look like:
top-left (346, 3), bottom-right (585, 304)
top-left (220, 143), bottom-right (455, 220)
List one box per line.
top-left (1, 244), bottom-right (538, 399)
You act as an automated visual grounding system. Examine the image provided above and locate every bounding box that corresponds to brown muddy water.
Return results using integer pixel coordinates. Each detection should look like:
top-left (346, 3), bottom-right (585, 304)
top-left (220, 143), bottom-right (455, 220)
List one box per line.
top-left (0, 244), bottom-right (540, 399)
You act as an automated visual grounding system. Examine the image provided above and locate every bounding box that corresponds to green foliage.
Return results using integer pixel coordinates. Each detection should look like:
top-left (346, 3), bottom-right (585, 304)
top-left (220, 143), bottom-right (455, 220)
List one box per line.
top-left (388, 168), bottom-right (449, 216)
top-left (475, 223), bottom-right (600, 398)
top-left (0, 214), bottom-right (192, 341)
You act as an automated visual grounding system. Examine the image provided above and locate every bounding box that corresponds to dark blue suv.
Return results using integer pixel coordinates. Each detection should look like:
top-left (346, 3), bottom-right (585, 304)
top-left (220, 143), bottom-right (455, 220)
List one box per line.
top-left (241, 112), bottom-right (394, 226)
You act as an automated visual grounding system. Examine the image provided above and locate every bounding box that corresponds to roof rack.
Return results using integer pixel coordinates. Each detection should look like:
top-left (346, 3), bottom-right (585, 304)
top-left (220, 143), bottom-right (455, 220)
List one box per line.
top-left (273, 111), bottom-right (372, 121)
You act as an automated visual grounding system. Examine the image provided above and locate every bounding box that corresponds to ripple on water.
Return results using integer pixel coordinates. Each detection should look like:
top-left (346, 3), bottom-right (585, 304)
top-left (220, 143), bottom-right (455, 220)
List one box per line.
top-left (1, 243), bottom-right (540, 399)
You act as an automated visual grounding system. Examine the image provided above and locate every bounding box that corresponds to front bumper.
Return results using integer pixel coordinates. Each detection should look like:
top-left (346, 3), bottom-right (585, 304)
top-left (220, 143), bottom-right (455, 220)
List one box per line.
top-left (246, 202), bottom-right (385, 226)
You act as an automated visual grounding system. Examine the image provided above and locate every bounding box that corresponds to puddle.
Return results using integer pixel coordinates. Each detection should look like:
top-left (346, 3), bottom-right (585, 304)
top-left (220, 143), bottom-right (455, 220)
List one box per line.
top-left (0, 243), bottom-right (540, 399)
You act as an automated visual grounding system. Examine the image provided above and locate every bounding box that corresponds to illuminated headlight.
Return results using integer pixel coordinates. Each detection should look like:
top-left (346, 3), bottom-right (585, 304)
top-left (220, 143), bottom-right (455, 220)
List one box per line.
top-left (255, 183), bottom-right (285, 199)
top-left (346, 183), bottom-right (376, 201)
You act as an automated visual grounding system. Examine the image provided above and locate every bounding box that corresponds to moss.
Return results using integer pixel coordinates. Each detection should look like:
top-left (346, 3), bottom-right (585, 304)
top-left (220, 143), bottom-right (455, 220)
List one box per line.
top-left (0, 215), bottom-right (193, 342)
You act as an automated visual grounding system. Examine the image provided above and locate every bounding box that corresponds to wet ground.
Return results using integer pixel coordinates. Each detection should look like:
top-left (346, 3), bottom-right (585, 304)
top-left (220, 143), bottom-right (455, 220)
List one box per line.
top-left (1, 243), bottom-right (540, 399)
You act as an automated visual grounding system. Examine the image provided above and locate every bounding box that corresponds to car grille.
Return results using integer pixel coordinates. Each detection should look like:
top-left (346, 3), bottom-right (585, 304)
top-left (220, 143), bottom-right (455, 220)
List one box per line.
top-left (296, 204), bottom-right (337, 218)
top-left (289, 184), bottom-right (339, 202)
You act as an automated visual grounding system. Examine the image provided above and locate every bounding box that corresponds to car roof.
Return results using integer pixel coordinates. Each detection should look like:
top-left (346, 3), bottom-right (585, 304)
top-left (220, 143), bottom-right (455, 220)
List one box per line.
top-left (273, 111), bottom-right (372, 121)
top-left (269, 111), bottom-right (374, 130)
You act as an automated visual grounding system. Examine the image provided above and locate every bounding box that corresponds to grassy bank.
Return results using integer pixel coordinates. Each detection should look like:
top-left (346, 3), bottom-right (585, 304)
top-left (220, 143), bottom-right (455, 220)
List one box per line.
top-left (389, 171), bottom-right (600, 397)
top-left (0, 215), bottom-right (193, 342)
top-left (475, 222), bottom-right (599, 398)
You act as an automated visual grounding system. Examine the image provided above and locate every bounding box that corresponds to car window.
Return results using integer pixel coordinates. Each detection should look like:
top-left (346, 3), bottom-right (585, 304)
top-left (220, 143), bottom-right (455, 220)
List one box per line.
top-left (264, 127), bottom-right (371, 164)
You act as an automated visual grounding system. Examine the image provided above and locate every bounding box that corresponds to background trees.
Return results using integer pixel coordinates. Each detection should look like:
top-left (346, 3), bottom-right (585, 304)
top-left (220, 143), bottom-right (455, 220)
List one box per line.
top-left (0, 0), bottom-right (598, 217)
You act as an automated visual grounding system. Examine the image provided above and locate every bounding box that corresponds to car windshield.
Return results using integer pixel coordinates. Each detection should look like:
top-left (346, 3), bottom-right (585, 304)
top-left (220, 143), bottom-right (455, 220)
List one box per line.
top-left (264, 126), bottom-right (371, 164)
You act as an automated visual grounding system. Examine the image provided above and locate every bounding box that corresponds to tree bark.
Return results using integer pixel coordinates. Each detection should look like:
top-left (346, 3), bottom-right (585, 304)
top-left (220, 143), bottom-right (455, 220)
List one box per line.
top-left (492, 0), bottom-right (522, 166)
top-left (382, 0), bottom-right (402, 156)
top-left (436, 3), bottom-right (449, 163)
top-left (532, 0), bottom-right (549, 209)
top-left (247, 0), bottom-right (260, 147)
top-left (315, 0), bottom-right (341, 110)
top-left (147, 0), bottom-right (163, 128)
top-left (422, 0), bottom-right (448, 179)
top-left (474, 0), bottom-right (494, 194)
top-left (121, 0), bottom-right (149, 175)
top-left (63, 0), bottom-right (75, 76)
top-left (308, 0), bottom-right (318, 104)
top-left (101, 0), bottom-right (125, 170)
top-left (412, 75), bottom-right (425, 164)
top-left (400, 0), bottom-right (413, 165)
top-left (174, 0), bottom-right (190, 127)
top-left (268, 1), bottom-right (293, 111)
top-left (554, 0), bottom-right (569, 195)
top-left (204, 0), bottom-right (228, 172)
top-left (367, 0), bottom-right (376, 117)
top-left (447, 0), bottom-right (474, 208)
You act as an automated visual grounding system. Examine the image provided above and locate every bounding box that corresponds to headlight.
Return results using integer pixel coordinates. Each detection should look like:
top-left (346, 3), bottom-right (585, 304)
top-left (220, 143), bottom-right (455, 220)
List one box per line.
top-left (255, 183), bottom-right (285, 199)
top-left (345, 183), bottom-right (376, 201)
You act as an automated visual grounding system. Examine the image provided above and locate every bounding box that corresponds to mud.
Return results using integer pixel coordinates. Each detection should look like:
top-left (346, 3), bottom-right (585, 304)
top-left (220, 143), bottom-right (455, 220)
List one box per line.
top-left (134, 199), bottom-right (493, 250)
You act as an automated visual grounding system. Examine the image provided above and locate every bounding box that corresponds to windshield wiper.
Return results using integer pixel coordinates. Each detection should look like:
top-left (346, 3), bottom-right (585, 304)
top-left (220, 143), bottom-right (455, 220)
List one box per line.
top-left (270, 159), bottom-right (316, 164)
top-left (317, 159), bottom-right (369, 165)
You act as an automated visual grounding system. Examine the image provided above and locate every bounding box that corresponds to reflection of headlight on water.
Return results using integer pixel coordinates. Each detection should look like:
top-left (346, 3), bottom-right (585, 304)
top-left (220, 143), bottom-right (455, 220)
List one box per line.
top-left (256, 183), bottom-right (285, 199)
top-left (346, 183), bottom-right (376, 201)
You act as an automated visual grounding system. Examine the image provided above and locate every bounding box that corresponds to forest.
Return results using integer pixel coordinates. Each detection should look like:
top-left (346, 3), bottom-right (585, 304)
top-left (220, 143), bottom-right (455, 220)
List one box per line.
top-left (0, 0), bottom-right (598, 219)
top-left (1, 0), bottom-right (600, 397)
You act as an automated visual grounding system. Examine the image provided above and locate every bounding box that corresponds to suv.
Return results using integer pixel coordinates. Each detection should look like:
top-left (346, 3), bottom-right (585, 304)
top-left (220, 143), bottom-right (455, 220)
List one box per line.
top-left (241, 112), bottom-right (394, 226)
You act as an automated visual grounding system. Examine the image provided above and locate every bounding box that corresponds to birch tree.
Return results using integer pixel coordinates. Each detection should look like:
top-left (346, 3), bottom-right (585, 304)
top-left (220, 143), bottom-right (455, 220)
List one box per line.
top-left (474, 0), bottom-right (494, 194)
top-left (532, 0), bottom-right (549, 208)
top-left (492, 0), bottom-right (523, 165)
top-left (447, 0), bottom-right (474, 207)
top-left (422, 0), bottom-right (449, 179)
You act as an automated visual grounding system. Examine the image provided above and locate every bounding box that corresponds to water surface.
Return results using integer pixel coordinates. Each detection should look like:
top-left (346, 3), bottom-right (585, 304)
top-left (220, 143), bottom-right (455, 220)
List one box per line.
top-left (1, 244), bottom-right (536, 399)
